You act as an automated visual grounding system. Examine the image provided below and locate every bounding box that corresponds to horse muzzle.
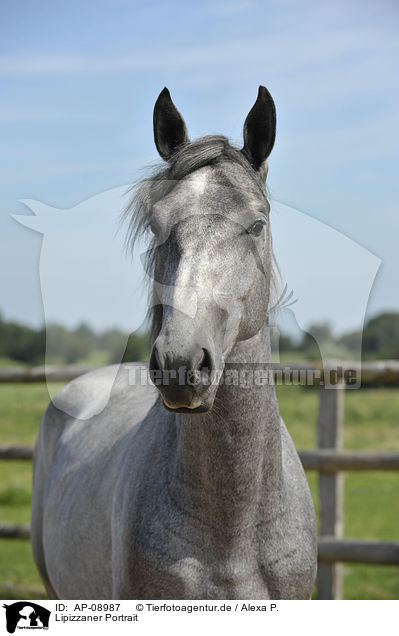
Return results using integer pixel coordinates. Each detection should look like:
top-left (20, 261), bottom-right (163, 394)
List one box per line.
top-left (149, 338), bottom-right (220, 411)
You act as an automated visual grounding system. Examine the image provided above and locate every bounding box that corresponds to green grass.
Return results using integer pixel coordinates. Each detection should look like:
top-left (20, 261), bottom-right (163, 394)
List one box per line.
top-left (76, 350), bottom-right (110, 366)
top-left (0, 382), bottom-right (64, 445)
top-left (0, 383), bottom-right (398, 599)
top-left (277, 384), bottom-right (399, 600)
top-left (0, 357), bottom-right (29, 368)
top-left (0, 383), bottom-right (59, 596)
top-left (0, 540), bottom-right (44, 598)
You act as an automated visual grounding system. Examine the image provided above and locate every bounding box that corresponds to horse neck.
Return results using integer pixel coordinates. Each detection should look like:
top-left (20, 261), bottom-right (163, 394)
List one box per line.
top-left (170, 323), bottom-right (283, 539)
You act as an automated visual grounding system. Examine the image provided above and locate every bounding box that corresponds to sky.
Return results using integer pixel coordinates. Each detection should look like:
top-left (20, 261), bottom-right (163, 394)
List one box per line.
top-left (0, 0), bottom-right (398, 337)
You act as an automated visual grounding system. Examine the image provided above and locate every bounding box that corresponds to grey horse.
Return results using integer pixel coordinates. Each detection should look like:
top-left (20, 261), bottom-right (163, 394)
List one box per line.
top-left (31, 86), bottom-right (317, 599)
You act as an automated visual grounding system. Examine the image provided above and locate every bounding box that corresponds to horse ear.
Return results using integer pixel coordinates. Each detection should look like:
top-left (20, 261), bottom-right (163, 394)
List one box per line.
top-left (242, 86), bottom-right (276, 170)
top-left (153, 87), bottom-right (189, 161)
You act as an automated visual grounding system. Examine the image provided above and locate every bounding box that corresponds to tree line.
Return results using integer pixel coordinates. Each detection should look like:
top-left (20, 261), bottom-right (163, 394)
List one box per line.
top-left (0, 312), bottom-right (150, 365)
top-left (0, 310), bottom-right (398, 365)
top-left (276, 312), bottom-right (399, 360)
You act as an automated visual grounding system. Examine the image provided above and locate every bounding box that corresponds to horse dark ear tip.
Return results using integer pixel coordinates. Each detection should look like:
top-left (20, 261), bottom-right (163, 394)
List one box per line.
top-left (159, 87), bottom-right (171, 99)
top-left (258, 86), bottom-right (270, 101)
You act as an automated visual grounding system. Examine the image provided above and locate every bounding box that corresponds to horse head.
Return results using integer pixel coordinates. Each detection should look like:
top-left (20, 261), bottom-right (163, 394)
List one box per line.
top-left (135, 87), bottom-right (276, 412)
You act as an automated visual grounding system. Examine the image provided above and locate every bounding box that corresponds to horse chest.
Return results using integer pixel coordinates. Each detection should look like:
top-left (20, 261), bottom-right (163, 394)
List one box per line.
top-left (120, 498), bottom-right (283, 599)
top-left (127, 538), bottom-right (272, 599)
top-left (118, 487), bottom-right (315, 600)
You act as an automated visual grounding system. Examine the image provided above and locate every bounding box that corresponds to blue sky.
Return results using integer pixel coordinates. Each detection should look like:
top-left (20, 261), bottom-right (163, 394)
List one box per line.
top-left (0, 0), bottom-right (398, 335)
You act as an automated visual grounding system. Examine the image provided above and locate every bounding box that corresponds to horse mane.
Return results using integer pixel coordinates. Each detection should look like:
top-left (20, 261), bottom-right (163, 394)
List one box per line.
top-left (123, 135), bottom-right (277, 343)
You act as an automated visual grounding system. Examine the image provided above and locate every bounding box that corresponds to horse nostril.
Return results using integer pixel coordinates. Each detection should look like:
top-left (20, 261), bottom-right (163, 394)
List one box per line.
top-left (150, 342), bottom-right (214, 391)
top-left (149, 346), bottom-right (162, 373)
top-left (197, 348), bottom-right (213, 373)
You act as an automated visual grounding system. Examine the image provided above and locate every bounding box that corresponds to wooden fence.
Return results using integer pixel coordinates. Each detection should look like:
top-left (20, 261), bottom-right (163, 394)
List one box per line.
top-left (1, 361), bottom-right (399, 599)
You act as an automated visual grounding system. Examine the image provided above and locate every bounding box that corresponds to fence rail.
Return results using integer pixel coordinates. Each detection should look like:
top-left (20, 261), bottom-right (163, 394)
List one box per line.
top-left (1, 524), bottom-right (398, 566)
top-left (299, 449), bottom-right (399, 472)
top-left (2, 444), bottom-right (399, 472)
top-left (1, 359), bottom-right (399, 384)
top-left (0, 365), bottom-right (95, 383)
top-left (1, 361), bottom-right (399, 599)
top-left (0, 445), bottom-right (34, 460)
top-left (318, 537), bottom-right (399, 565)
top-left (0, 523), bottom-right (30, 540)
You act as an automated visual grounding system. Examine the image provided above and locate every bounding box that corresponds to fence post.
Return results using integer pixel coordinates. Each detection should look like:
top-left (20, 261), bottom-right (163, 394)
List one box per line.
top-left (316, 381), bottom-right (344, 599)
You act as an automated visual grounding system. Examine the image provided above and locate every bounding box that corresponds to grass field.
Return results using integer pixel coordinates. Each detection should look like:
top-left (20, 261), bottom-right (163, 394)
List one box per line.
top-left (0, 382), bottom-right (398, 599)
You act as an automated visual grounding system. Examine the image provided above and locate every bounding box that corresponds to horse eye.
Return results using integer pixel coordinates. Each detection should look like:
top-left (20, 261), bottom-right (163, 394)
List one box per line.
top-left (247, 220), bottom-right (266, 237)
